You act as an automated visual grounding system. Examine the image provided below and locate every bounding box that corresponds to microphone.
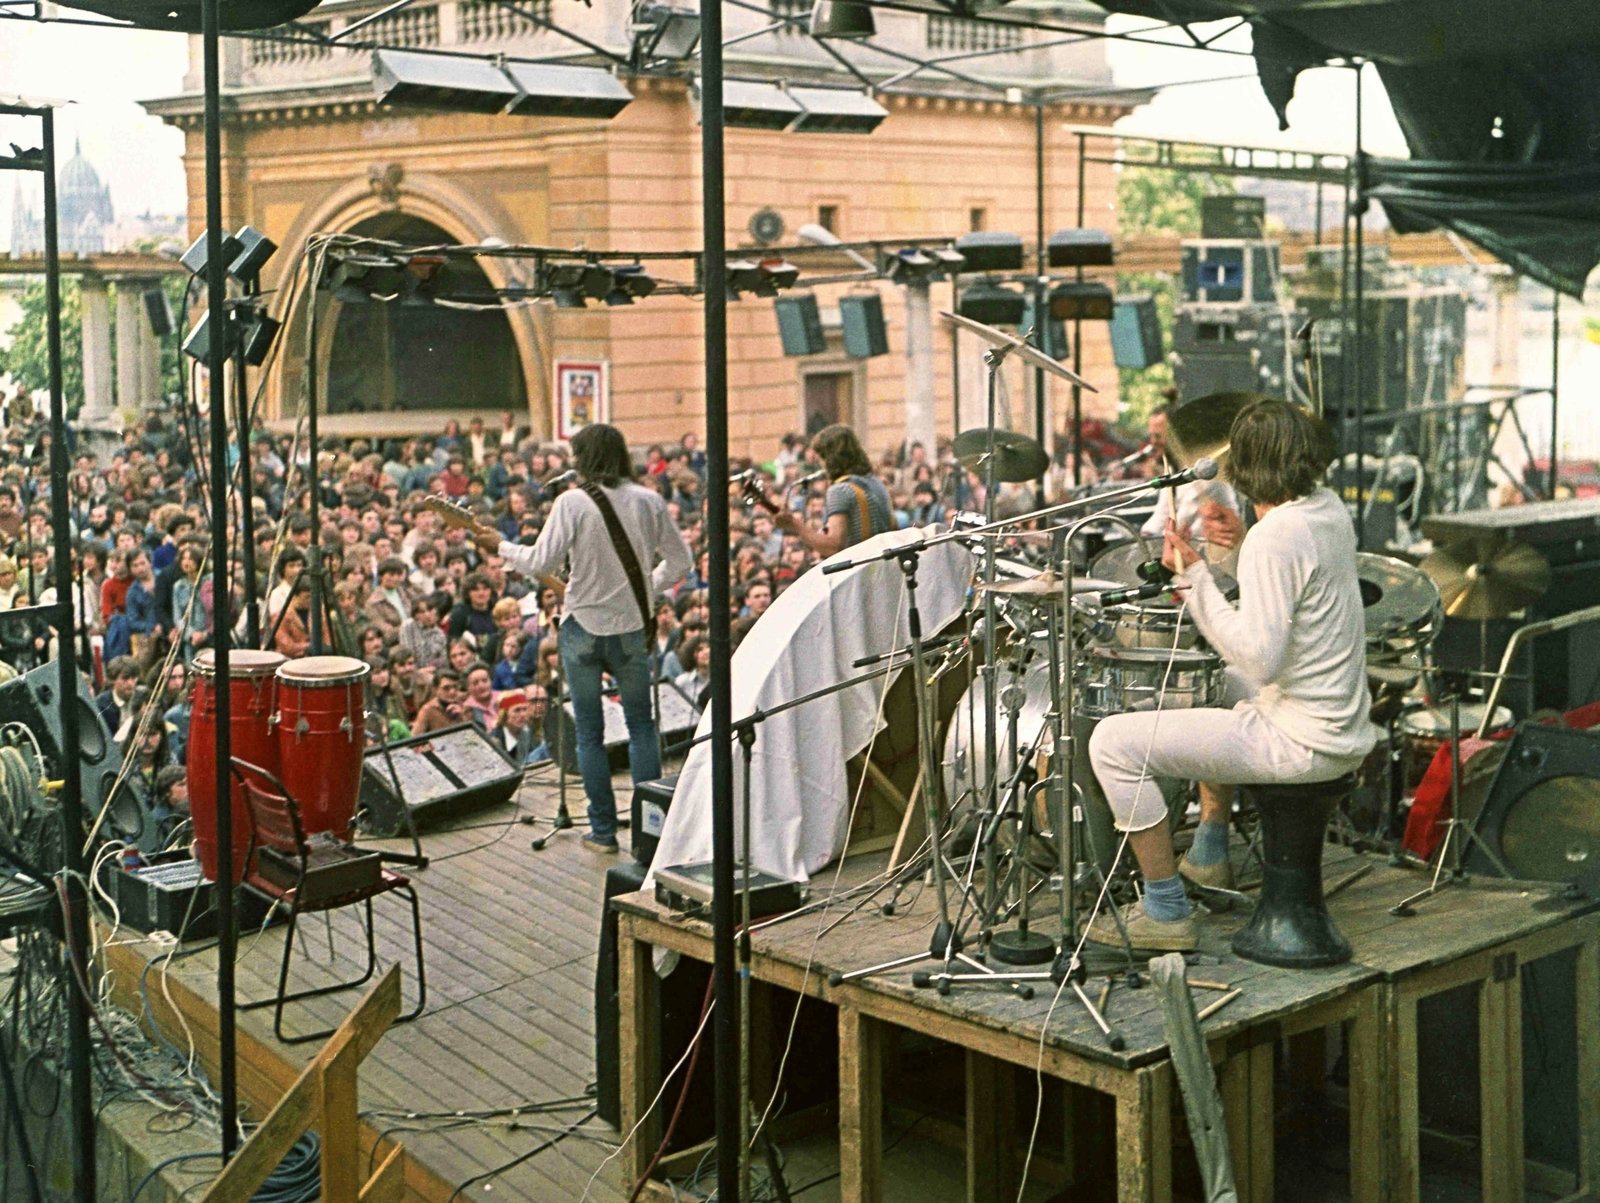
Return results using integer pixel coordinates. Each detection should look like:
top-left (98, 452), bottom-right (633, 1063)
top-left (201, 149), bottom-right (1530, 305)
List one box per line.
top-left (1099, 580), bottom-right (1177, 606)
top-left (796, 468), bottom-right (827, 487)
top-left (1116, 443), bottom-right (1155, 469)
top-left (1149, 456), bottom-right (1218, 490)
top-left (545, 469), bottom-right (578, 488)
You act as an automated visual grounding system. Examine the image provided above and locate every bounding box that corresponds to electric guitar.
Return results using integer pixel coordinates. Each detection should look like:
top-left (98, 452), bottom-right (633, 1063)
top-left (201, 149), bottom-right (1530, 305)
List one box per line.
top-left (422, 495), bottom-right (566, 600)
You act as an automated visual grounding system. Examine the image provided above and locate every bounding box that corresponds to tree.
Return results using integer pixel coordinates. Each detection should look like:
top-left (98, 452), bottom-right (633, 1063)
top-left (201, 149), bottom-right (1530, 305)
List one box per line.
top-left (0, 277), bottom-right (85, 416)
top-left (1114, 167), bottom-right (1235, 435)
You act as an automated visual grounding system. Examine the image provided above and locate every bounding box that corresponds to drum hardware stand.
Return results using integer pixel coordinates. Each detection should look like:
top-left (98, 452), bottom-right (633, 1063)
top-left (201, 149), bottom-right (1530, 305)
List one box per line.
top-left (1390, 693), bottom-right (1516, 916)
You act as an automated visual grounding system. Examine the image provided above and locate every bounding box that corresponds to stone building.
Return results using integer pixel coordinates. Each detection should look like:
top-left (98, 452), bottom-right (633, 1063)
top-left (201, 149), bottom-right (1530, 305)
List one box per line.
top-left (9, 138), bottom-right (116, 257)
top-left (142, 0), bottom-right (1145, 457)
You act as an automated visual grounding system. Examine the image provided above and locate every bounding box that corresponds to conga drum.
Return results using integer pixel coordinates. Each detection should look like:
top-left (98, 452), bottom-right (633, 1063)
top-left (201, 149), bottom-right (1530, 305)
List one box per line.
top-left (188, 649), bottom-right (285, 884)
top-left (275, 656), bottom-right (370, 839)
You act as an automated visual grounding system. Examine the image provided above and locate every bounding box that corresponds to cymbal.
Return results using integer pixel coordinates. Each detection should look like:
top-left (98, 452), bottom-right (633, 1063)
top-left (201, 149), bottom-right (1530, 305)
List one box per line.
top-left (978, 570), bottom-right (1123, 597)
top-left (1420, 536), bottom-right (1550, 620)
top-left (942, 311), bottom-right (1096, 390)
top-left (1165, 391), bottom-right (1264, 470)
top-left (952, 427), bottom-right (1050, 484)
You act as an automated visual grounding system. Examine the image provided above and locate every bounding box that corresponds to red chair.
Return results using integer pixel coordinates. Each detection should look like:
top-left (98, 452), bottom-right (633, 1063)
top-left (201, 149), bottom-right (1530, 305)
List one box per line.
top-left (230, 758), bottom-right (425, 1044)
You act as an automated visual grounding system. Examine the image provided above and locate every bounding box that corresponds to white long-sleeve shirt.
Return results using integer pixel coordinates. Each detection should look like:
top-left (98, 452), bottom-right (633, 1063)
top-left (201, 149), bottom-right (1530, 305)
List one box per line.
top-left (1143, 478), bottom-right (1243, 572)
top-left (1179, 486), bottom-right (1377, 759)
top-left (499, 481), bottom-right (693, 636)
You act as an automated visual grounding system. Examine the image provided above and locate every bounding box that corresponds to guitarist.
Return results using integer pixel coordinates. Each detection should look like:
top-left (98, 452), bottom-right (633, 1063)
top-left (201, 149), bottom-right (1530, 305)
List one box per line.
top-left (469, 423), bottom-right (693, 853)
top-left (770, 424), bottom-right (892, 558)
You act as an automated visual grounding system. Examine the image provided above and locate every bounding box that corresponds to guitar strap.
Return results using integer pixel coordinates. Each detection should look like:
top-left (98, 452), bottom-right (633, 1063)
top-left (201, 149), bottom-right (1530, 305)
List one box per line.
top-left (580, 482), bottom-right (654, 634)
top-left (844, 477), bottom-right (874, 543)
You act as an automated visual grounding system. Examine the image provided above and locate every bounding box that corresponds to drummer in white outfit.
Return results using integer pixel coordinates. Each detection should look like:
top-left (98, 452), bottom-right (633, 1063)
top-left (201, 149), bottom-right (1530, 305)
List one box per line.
top-left (1086, 398), bottom-right (1379, 951)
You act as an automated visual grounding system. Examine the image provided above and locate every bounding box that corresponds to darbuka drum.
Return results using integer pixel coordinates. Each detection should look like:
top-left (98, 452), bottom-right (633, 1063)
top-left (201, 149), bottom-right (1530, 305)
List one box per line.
top-left (275, 656), bottom-right (370, 839)
top-left (188, 649), bottom-right (285, 884)
top-left (1079, 646), bottom-right (1224, 720)
top-left (1397, 701), bottom-right (1514, 793)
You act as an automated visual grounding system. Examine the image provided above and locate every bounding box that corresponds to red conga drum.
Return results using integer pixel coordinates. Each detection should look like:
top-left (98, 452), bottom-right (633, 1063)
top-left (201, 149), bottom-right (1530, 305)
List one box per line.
top-left (275, 655), bottom-right (370, 839)
top-left (188, 649), bottom-right (285, 884)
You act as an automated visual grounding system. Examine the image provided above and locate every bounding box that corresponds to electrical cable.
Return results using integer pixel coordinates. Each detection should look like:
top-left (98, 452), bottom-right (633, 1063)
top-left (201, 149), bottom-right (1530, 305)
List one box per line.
top-left (627, 971), bottom-right (715, 1203)
top-left (446, 1110), bottom-right (598, 1203)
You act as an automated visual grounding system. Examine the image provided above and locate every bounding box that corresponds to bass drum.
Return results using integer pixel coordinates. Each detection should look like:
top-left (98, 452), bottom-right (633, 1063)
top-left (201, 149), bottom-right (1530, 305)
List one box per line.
top-left (941, 655), bottom-right (1124, 877)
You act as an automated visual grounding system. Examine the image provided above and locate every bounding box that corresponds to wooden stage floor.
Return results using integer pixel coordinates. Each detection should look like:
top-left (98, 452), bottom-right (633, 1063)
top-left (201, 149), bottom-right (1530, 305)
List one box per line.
top-left (98, 761), bottom-right (1599, 1203)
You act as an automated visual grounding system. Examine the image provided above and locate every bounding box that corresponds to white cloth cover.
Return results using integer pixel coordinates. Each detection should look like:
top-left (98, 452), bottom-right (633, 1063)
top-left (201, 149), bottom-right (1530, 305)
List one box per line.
top-left (649, 526), bottom-right (974, 885)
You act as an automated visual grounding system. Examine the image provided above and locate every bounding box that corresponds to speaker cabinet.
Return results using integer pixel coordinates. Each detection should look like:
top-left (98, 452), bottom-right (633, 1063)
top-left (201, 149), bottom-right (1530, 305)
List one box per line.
top-left (549, 685), bottom-right (699, 775)
top-left (630, 775), bottom-right (678, 868)
top-left (839, 293), bottom-right (889, 359)
top-left (1468, 722), bottom-right (1600, 887)
top-left (774, 294), bottom-right (826, 356)
top-left (359, 723), bottom-right (524, 836)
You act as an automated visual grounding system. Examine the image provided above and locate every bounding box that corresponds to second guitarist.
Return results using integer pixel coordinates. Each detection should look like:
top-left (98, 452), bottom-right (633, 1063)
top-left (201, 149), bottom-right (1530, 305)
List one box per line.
top-left (472, 423), bottom-right (694, 853)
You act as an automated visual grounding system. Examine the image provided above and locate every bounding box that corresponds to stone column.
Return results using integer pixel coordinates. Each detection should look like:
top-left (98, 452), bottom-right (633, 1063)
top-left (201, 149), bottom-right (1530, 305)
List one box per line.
top-left (114, 280), bottom-right (142, 412)
top-left (139, 285), bottom-right (163, 407)
top-left (901, 277), bottom-right (936, 456)
top-left (79, 274), bottom-right (114, 418)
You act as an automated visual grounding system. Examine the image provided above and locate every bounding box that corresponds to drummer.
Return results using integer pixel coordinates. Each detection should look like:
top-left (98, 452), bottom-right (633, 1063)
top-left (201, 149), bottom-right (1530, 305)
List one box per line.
top-left (1139, 403), bottom-right (1246, 569)
top-left (1085, 399), bottom-right (1379, 951)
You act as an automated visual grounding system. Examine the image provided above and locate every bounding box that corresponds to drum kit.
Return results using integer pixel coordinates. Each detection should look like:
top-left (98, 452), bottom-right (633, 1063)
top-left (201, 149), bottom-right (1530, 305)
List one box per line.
top-left (186, 650), bottom-right (370, 882)
top-left (824, 362), bottom-right (1544, 1031)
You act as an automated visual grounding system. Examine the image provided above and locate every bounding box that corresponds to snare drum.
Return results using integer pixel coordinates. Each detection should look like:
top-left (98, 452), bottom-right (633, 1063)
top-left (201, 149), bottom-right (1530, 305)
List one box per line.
top-left (1397, 701), bottom-right (1514, 793)
top-left (275, 655), bottom-right (370, 839)
top-left (1079, 645), bottom-right (1224, 720)
top-left (188, 648), bottom-right (285, 884)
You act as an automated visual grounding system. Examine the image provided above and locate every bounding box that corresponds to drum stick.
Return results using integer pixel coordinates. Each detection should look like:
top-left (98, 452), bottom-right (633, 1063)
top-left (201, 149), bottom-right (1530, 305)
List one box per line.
top-left (1186, 979), bottom-right (1233, 992)
top-left (1325, 862), bottom-right (1373, 900)
top-left (1196, 988), bottom-right (1242, 1022)
top-left (1098, 977), bottom-right (1113, 1014)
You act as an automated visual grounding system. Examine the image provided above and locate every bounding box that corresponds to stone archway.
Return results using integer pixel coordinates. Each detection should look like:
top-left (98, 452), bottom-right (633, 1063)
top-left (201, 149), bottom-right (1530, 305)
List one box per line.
top-left (325, 212), bottom-right (526, 416)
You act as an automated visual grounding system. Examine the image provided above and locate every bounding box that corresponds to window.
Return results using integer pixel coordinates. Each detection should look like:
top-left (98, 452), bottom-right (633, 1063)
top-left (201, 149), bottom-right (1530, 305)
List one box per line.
top-left (817, 205), bottom-right (839, 234)
top-left (927, 14), bottom-right (1022, 52)
top-left (969, 207), bottom-right (987, 233)
top-left (804, 373), bottom-right (853, 436)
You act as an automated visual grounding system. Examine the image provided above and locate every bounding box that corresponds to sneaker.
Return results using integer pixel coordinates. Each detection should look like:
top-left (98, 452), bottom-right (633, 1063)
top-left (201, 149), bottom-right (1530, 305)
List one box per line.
top-left (1178, 855), bottom-right (1235, 893)
top-left (580, 834), bottom-right (619, 855)
top-left (1084, 900), bottom-right (1198, 952)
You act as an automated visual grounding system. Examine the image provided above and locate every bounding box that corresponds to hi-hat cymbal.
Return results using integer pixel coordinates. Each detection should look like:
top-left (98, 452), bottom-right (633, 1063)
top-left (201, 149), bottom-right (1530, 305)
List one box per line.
top-left (1420, 536), bottom-right (1550, 620)
top-left (952, 428), bottom-right (1050, 483)
top-left (978, 570), bottom-right (1123, 597)
top-left (942, 311), bottom-right (1095, 390)
top-left (1165, 391), bottom-right (1265, 470)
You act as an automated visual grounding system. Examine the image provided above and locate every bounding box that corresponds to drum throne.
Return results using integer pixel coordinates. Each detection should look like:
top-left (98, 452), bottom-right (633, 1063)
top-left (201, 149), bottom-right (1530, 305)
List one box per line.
top-left (1231, 773), bottom-right (1356, 968)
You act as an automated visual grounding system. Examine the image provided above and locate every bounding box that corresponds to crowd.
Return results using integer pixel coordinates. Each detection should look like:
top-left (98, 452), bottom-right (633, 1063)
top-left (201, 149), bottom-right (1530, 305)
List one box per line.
top-left (0, 389), bottom-right (1160, 843)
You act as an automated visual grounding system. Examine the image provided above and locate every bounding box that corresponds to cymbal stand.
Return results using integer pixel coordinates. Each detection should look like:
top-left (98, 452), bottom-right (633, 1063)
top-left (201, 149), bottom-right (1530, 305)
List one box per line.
top-left (977, 344), bottom-right (1010, 945)
top-left (1390, 693), bottom-right (1515, 916)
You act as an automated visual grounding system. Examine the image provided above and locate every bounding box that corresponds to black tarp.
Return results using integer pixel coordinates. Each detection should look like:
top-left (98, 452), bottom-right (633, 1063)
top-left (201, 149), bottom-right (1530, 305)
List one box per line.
top-left (1091, 0), bottom-right (1600, 295)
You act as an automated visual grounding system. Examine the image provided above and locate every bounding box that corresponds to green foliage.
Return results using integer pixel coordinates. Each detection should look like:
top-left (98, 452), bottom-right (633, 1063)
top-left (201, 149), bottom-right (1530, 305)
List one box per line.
top-left (0, 277), bottom-right (85, 416)
top-left (1114, 166), bottom-right (1236, 436)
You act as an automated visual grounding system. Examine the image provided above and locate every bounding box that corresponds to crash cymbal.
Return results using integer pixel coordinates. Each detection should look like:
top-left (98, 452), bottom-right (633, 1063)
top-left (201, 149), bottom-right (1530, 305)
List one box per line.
top-left (952, 427), bottom-right (1050, 484)
top-left (942, 311), bottom-right (1095, 390)
top-left (1420, 536), bottom-right (1550, 620)
top-left (978, 570), bottom-right (1123, 597)
top-left (1164, 391), bottom-right (1265, 470)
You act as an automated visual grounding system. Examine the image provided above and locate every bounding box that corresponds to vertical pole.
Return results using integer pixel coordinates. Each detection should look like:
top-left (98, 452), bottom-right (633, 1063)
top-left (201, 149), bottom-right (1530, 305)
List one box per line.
top-left (234, 342), bottom-right (259, 647)
top-left (42, 105), bottom-right (95, 1203)
top-left (1314, 180), bottom-right (1323, 245)
top-left (1337, 157), bottom-right (1351, 516)
top-left (1033, 102), bottom-right (1047, 501)
top-left (951, 279), bottom-right (961, 435)
top-left (1352, 61), bottom-right (1366, 550)
top-left (202, 0), bottom-right (239, 1158)
top-left (700, 0), bottom-right (738, 1197)
top-left (1550, 289), bottom-right (1560, 500)
top-left (1072, 130), bottom-right (1086, 488)
top-left (307, 274), bottom-right (323, 654)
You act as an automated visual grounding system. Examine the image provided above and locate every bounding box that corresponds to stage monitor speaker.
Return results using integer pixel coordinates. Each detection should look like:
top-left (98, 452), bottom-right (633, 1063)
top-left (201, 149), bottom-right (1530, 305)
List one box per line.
top-left (1468, 722), bottom-right (1600, 890)
top-left (630, 775), bottom-right (678, 868)
top-left (550, 684), bottom-right (699, 775)
top-left (839, 293), bottom-right (889, 359)
top-left (143, 288), bottom-right (174, 338)
top-left (1110, 294), bottom-right (1162, 369)
top-left (359, 722), bottom-right (524, 837)
top-left (0, 664), bottom-right (154, 854)
top-left (774, 294), bottom-right (826, 356)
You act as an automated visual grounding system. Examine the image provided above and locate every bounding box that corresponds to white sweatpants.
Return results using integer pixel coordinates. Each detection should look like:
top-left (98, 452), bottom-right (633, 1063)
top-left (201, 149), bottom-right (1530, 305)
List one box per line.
top-left (1087, 668), bottom-right (1367, 833)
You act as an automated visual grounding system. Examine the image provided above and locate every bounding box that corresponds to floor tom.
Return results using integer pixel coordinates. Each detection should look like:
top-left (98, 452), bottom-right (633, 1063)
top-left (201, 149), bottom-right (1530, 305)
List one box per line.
top-left (1397, 700), bottom-right (1514, 793)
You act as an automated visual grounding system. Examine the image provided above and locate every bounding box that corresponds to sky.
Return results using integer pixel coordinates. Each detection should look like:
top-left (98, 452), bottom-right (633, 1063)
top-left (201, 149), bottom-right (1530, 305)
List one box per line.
top-left (0, 6), bottom-right (1408, 252)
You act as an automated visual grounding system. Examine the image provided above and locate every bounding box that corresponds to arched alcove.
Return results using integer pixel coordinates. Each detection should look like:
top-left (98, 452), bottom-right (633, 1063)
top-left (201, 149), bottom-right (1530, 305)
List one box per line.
top-left (325, 213), bottom-right (528, 415)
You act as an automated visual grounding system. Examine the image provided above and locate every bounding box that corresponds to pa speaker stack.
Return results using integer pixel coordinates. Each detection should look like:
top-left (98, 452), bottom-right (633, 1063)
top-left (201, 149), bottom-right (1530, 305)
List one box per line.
top-left (0, 664), bottom-right (155, 856)
top-left (358, 722), bottom-right (525, 836)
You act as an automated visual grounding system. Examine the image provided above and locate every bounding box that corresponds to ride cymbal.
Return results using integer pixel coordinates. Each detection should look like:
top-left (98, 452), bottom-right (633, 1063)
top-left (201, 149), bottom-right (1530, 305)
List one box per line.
top-left (1164, 391), bottom-right (1265, 470)
top-left (952, 428), bottom-right (1050, 484)
top-left (942, 312), bottom-right (1095, 389)
top-left (1420, 536), bottom-right (1550, 620)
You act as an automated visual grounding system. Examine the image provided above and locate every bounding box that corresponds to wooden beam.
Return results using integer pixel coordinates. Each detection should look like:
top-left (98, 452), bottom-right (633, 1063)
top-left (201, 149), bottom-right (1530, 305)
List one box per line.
top-left (1115, 1064), bottom-right (1172, 1203)
top-left (321, 1038), bottom-right (363, 1203)
top-left (1480, 971), bottom-right (1526, 1203)
top-left (838, 1006), bottom-right (883, 1203)
top-left (1576, 938), bottom-right (1600, 1202)
top-left (965, 1050), bottom-right (1016, 1203)
top-left (617, 923), bottom-right (660, 1190)
top-left (360, 1146), bottom-right (406, 1203)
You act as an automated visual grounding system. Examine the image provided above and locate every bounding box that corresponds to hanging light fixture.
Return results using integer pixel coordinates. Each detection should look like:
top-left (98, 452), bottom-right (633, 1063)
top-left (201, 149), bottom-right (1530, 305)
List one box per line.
top-left (808, 0), bottom-right (875, 39)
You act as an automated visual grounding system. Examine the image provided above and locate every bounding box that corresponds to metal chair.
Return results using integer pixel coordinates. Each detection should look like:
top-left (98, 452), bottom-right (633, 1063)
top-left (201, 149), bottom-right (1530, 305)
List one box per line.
top-left (230, 758), bottom-right (425, 1044)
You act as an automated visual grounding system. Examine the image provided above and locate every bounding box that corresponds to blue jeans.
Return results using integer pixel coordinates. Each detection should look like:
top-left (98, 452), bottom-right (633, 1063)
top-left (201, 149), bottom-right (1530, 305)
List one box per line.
top-left (558, 616), bottom-right (661, 843)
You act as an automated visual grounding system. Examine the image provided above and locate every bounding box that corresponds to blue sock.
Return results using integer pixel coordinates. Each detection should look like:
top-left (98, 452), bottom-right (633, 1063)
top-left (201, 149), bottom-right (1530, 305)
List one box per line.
top-left (1186, 819), bottom-right (1231, 867)
top-left (1143, 874), bottom-right (1192, 922)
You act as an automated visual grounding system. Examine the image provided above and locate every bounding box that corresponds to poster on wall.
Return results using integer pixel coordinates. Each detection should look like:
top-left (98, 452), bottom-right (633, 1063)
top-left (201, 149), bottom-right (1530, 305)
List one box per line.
top-left (554, 359), bottom-right (609, 442)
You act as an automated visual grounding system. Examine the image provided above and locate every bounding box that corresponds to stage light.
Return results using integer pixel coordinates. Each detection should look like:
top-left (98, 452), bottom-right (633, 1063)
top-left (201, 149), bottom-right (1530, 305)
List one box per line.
top-left (887, 249), bottom-right (937, 282)
top-left (727, 259), bottom-right (766, 297)
top-left (545, 262), bottom-right (592, 308)
top-left (239, 310), bottom-right (282, 367)
top-left (955, 231), bottom-right (1023, 274)
top-left (788, 87), bottom-right (887, 134)
top-left (606, 265), bottom-right (657, 306)
top-left (1048, 228), bottom-right (1114, 268)
top-left (930, 247), bottom-right (967, 276)
top-left (957, 281), bottom-right (1026, 327)
top-left (229, 226), bottom-right (278, 284)
top-left (809, 0), bottom-right (875, 39)
top-left (1049, 281), bottom-right (1115, 321)
top-left (727, 258), bottom-right (798, 298)
top-left (760, 258), bottom-right (800, 292)
top-left (372, 50), bottom-right (632, 121)
top-left (705, 79), bottom-right (803, 131)
top-left (181, 310), bottom-right (226, 362)
top-left (503, 62), bottom-right (634, 119)
top-left (180, 230), bottom-right (243, 280)
top-left (633, 3), bottom-right (701, 60)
